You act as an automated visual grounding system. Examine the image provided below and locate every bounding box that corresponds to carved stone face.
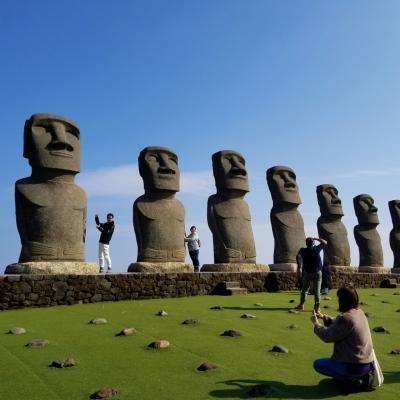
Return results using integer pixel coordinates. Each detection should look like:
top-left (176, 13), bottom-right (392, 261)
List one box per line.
top-left (354, 194), bottom-right (379, 225)
top-left (389, 200), bottom-right (400, 227)
top-left (266, 166), bottom-right (301, 205)
top-left (317, 184), bottom-right (344, 216)
top-left (139, 146), bottom-right (180, 192)
top-left (212, 150), bottom-right (249, 194)
top-left (24, 114), bottom-right (80, 173)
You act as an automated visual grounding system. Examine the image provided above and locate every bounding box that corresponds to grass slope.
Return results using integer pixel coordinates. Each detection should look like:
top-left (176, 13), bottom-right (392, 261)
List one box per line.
top-left (0, 289), bottom-right (399, 400)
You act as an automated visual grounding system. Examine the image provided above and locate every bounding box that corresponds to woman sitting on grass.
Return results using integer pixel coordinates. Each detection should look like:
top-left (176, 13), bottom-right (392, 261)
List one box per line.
top-left (310, 286), bottom-right (375, 393)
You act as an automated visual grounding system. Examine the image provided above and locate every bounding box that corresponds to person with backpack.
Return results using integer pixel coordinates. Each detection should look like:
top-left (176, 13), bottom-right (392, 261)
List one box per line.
top-left (295, 237), bottom-right (327, 312)
top-left (185, 226), bottom-right (201, 272)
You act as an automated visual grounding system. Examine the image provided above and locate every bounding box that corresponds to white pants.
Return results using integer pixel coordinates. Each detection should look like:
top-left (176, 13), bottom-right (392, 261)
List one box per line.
top-left (98, 243), bottom-right (112, 271)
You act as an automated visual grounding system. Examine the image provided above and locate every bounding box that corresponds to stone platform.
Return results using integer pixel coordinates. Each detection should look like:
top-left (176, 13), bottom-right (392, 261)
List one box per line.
top-left (5, 262), bottom-right (99, 275)
top-left (127, 262), bottom-right (193, 273)
top-left (269, 263), bottom-right (298, 272)
top-left (201, 263), bottom-right (269, 272)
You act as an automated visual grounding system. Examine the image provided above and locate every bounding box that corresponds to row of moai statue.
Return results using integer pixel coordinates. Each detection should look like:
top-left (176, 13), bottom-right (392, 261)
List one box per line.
top-left (4, 113), bottom-right (400, 275)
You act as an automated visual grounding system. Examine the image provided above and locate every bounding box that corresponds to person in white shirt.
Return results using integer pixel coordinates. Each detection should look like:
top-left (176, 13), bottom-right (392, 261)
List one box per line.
top-left (185, 226), bottom-right (201, 271)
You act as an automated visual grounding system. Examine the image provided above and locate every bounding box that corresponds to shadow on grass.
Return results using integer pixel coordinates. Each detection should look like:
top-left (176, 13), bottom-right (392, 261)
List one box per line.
top-left (209, 378), bottom-right (338, 399)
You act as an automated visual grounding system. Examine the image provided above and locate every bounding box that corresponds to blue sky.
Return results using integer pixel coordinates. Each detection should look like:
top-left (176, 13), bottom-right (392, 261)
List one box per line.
top-left (1, 1), bottom-right (400, 272)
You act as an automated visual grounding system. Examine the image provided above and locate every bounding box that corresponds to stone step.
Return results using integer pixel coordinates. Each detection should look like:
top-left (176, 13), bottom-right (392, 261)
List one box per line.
top-left (225, 287), bottom-right (248, 296)
top-left (223, 281), bottom-right (241, 289)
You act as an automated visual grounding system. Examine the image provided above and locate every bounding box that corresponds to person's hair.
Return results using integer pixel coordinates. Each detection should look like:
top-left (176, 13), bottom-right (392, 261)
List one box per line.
top-left (107, 213), bottom-right (114, 219)
top-left (190, 226), bottom-right (196, 230)
top-left (337, 286), bottom-right (359, 312)
top-left (305, 237), bottom-right (313, 247)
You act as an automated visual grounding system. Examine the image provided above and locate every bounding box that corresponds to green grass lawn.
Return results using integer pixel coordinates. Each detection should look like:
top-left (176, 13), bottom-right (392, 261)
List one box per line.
top-left (0, 289), bottom-right (399, 399)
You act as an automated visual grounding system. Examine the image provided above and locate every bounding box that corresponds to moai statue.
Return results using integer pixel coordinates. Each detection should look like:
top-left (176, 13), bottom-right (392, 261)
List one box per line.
top-left (128, 146), bottom-right (191, 272)
top-left (5, 114), bottom-right (98, 274)
top-left (202, 150), bottom-right (268, 272)
top-left (389, 200), bottom-right (400, 273)
top-left (266, 166), bottom-right (305, 271)
top-left (316, 184), bottom-right (352, 271)
top-left (353, 194), bottom-right (388, 273)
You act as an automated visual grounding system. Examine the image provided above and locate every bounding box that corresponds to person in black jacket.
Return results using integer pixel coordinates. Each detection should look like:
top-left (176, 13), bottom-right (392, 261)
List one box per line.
top-left (95, 213), bottom-right (115, 273)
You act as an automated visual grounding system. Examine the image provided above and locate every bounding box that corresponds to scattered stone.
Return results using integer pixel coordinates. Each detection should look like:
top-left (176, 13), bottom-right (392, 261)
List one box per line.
top-left (393, 292), bottom-right (400, 295)
top-left (323, 296), bottom-right (332, 301)
top-left (9, 327), bottom-right (26, 335)
top-left (50, 358), bottom-right (76, 368)
top-left (197, 362), bottom-right (216, 371)
top-left (287, 324), bottom-right (298, 330)
top-left (26, 339), bottom-right (49, 348)
top-left (289, 299), bottom-right (295, 303)
top-left (240, 313), bottom-right (256, 319)
top-left (288, 309), bottom-right (298, 314)
top-left (360, 301), bottom-right (368, 306)
top-left (116, 327), bottom-right (137, 336)
top-left (90, 387), bottom-right (118, 399)
top-left (148, 340), bottom-right (170, 349)
top-left (270, 345), bottom-right (289, 353)
top-left (221, 330), bottom-right (242, 337)
top-left (364, 312), bottom-right (372, 318)
top-left (373, 326), bottom-right (389, 333)
top-left (397, 309), bottom-right (400, 313)
top-left (210, 306), bottom-right (224, 310)
top-left (182, 319), bottom-right (199, 325)
top-left (390, 349), bottom-right (400, 355)
top-left (371, 293), bottom-right (379, 297)
top-left (254, 303), bottom-right (263, 307)
top-left (157, 310), bottom-right (168, 316)
top-left (382, 300), bottom-right (390, 304)
top-left (323, 305), bottom-right (331, 309)
top-left (248, 383), bottom-right (273, 397)
top-left (90, 318), bottom-right (107, 325)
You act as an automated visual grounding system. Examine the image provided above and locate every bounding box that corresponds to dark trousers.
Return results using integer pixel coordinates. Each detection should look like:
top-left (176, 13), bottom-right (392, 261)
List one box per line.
top-left (189, 250), bottom-right (200, 271)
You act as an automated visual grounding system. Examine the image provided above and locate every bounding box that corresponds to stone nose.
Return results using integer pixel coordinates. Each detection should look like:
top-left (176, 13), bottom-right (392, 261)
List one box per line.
top-left (158, 153), bottom-right (176, 173)
top-left (49, 123), bottom-right (73, 151)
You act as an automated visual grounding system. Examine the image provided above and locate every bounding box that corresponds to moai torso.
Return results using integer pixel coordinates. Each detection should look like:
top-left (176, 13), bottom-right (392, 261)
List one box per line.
top-left (16, 179), bottom-right (86, 262)
top-left (389, 200), bottom-right (400, 268)
top-left (134, 195), bottom-right (185, 262)
top-left (208, 195), bottom-right (256, 263)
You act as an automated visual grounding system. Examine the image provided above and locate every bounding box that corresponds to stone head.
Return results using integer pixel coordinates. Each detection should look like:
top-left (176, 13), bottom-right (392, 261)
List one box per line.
top-left (266, 166), bottom-right (301, 205)
top-left (389, 200), bottom-right (400, 228)
top-left (317, 184), bottom-right (344, 217)
top-left (23, 113), bottom-right (80, 173)
top-left (138, 146), bottom-right (180, 193)
top-left (353, 194), bottom-right (379, 225)
top-left (212, 150), bottom-right (249, 194)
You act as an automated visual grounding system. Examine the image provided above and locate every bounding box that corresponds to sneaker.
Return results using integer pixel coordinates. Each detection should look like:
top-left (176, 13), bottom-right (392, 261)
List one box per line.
top-left (99, 268), bottom-right (104, 273)
top-left (294, 304), bottom-right (304, 311)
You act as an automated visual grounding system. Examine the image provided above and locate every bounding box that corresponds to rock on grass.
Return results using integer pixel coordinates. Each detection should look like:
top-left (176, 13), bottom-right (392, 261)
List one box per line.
top-left (116, 327), bottom-right (137, 336)
top-left (157, 310), bottom-right (168, 316)
top-left (373, 326), bottom-right (389, 333)
top-left (240, 314), bottom-right (256, 319)
top-left (90, 318), bottom-right (107, 325)
top-left (270, 345), bottom-right (288, 353)
top-left (390, 349), bottom-right (400, 355)
top-left (197, 362), bottom-right (216, 371)
top-left (90, 387), bottom-right (118, 399)
top-left (50, 358), bottom-right (76, 368)
top-left (8, 327), bottom-right (26, 335)
top-left (182, 319), bottom-right (199, 325)
top-left (210, 306), bottom-right (224, 310)
top-left (26, 339), bottom-right (49, 348)
top-left (221, 330), bottom-right (242, 337)
top-left (148, 340), bottom-right (170, 349)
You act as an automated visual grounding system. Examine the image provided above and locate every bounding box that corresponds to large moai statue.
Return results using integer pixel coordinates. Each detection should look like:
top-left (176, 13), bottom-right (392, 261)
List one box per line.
top-left (5, 114), bottom-right (98, 274)
top-left (353, 194), bottom-right (388, 273)
top-left (266, 166), bottom-right (306, 271)
top-left (128, 146), bottom-right (191, 272)
top-left (389, 200), bottom-right (400, 273)
top-left (202, 150), bottom-right (268, 272)
top-left (316, 184), bottom-right (352, 271)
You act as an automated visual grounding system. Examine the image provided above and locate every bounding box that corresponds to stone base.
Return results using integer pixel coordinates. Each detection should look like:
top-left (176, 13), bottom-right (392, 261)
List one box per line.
top-left (330, 265), bottom-right (357, 273)
top-left (391, 268), bottom-right (400, 274)
top-left (201, 263), bottom-right (269, 272)
top-left (358, 266), bottom-right (391, 274)
top-left (5, 261), bottom-right (99, 275)
top-left (127, 262), bottom-right (193, 273)
top-left (269, 263), bottom-right (298, 272)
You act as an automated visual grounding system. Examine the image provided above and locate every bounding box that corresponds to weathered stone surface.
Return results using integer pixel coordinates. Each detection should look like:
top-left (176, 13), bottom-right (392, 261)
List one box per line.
top-left (90, 318), bottom-right (107, 325)
top-left (13, 114), bottom-right (88, 268)
top-left (116, 327), bottom-right (137, 336)
top-left (271, 345), bottom-right (289, 353)
top-left (50, 358), bottom-right (76, 368)
top-left (132, 147), bottom-right (186, 272)
top-left (201, 263), bottom-right (269, 272)
top-left (26, 339), bottom-right (49, 348)
top-left (5, 262), bottom-right (98, 275)
top-left (354, 194), bottom-right (385, 270)
top-left (269, 263), bottom-right (298, 272)
top-left (197, 362), bottom-right (216, 371)
top-left (317, 184), bottom-right (351, 267)
top-left (240, 313), bottom-right (256, 319)
top-left (221, 329), bottom-right (242, 337)
top-left (90, 387), bottom-right (118, 399)
top-left (182, 319), bottom-right (199, 325)
top-left (148, 340), bottom-right (170, 349)
top-left (9, 327), bottom-right (26, 335)
top-left (128, 262), bottom-right (192, 273)
top-left (248, 383), bottom-right (273, 397)
top-left (267, 166), bottom-right (305, 265)
top-left (208, 150), bottom-right (257, 265)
